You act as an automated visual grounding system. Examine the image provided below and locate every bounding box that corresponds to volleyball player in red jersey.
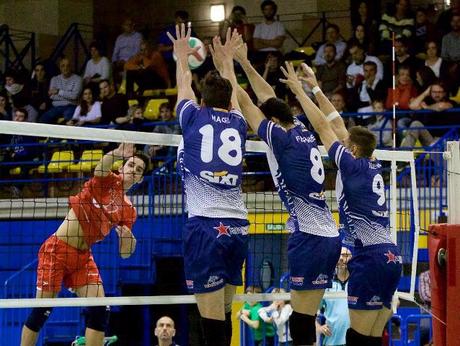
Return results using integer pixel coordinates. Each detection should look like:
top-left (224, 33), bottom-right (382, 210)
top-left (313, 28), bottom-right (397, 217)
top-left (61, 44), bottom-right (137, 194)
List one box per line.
top-left (21, 143), bottom-right (149, 346)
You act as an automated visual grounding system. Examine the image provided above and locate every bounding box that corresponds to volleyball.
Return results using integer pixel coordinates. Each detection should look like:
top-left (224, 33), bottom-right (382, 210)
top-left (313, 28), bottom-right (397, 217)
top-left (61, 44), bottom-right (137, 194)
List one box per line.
top-left (173, 37), bottom-right (207, 70)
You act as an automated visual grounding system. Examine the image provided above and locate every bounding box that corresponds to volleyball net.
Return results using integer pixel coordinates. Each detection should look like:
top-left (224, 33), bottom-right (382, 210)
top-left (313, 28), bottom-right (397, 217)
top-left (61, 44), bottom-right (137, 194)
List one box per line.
top-left (0, 120), bottom-right (456, 344)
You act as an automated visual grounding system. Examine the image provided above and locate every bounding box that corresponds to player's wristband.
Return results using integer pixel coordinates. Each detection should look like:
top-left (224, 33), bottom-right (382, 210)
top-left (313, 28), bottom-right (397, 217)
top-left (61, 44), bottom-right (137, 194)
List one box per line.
top-left (311, 86), bottom-right (321, 95)
top-left (326, 111), bottom-right (341, 122)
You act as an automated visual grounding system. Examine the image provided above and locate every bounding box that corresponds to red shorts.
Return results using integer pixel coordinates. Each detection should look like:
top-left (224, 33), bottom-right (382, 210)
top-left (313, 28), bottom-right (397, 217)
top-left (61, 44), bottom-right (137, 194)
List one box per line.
top-left (36, 235), bottom-right (102, 292)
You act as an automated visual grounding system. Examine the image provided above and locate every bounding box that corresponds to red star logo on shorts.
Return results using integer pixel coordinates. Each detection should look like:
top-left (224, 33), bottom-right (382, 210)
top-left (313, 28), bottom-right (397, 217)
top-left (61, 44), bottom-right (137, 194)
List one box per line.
top-left (214, 222), bottom-right (231, 238)
top-left (384, 250), bottom-right (399, 264)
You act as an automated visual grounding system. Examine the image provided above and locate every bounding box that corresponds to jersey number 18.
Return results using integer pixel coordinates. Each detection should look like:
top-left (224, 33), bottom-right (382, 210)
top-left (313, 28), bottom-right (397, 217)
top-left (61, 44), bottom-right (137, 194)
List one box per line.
top-left (199, 124), bottom-right (242, 166)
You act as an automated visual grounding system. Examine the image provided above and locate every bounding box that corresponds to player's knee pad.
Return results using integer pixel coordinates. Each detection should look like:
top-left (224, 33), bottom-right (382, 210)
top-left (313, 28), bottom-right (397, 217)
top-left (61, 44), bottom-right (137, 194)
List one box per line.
top-left (25, 307), bottom-right (53, 332)
top-left (289, 310), bottom-right (316, 345)
top-left (85, 306), bottom-right (110, 332)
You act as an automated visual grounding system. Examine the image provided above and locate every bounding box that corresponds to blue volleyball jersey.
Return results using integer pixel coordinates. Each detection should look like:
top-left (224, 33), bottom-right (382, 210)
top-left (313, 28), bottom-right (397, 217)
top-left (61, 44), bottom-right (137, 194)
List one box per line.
top-left (258, 119), bottom-right (337, 237)
top-left (177, 99), bottom-right (248, 220)
top-left (328, 141), bottom-right (393, 247)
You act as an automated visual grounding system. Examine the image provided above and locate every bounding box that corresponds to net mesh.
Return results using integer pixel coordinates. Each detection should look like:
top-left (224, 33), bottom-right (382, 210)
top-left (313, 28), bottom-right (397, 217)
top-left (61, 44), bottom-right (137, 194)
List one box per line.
top-left (0, 120), bottom-right (439, 345)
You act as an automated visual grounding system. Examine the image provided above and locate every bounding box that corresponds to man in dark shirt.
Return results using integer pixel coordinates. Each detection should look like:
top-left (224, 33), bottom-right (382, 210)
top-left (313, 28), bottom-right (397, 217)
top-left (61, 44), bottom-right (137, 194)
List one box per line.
top-left (154, 316), bottom-right (179, 346)
top-left (316, 43), bottom-right (346, 95)
top-left (98, 79), bottom-right (129, 125)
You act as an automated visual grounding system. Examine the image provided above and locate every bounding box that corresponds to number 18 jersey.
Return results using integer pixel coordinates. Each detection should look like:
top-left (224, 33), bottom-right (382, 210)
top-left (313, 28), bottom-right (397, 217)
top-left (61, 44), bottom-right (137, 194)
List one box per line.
top-left (258, 119), bottom-right (337, 237)
top-left (177, 99), bottom-right (248, 220)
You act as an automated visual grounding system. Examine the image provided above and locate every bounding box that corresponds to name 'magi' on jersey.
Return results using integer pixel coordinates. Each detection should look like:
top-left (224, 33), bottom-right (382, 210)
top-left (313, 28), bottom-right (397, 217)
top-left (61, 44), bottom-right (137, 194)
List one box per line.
top-left (177, 99), bottom-right (248, 220)
top-left (328, 141), bottom-right (393, 247)
top-left (258, 118), bottom-right (338, 237)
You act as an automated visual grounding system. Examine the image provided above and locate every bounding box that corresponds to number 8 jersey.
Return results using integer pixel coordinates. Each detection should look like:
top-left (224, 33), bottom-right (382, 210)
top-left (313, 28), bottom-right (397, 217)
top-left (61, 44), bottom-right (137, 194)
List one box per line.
top-left (177, 99), bottom-right (248, 220)
top-left (258, 119), bottom-right (338, 237)
top-left (328, 141), bottom-right (392, 247)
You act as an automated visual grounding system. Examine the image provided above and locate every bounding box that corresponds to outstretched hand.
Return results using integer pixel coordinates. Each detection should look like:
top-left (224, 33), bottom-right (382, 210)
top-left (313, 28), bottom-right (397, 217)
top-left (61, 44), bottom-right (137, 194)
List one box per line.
top-left (279, 61), bottom-right (303, 94)
top-left (209, 28), bottom-right (242, 72)
top-left (113, 143), bottom-right (135, 159)
top-left (233, 37), bottom-right (248, 64)
top-left (166, 23), bottom-right (198, 61)
top-left (298, 62), bottom-right (319, 89)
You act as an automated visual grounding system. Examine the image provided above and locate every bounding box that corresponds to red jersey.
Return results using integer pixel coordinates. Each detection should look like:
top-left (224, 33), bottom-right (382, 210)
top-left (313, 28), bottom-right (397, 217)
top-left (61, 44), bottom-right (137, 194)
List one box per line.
top-left (69, 172), bottom-right (136, 247)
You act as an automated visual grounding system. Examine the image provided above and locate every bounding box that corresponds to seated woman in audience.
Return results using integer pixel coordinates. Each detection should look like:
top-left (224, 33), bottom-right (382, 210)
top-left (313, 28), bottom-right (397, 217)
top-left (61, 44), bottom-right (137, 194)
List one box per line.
top-left (423, 40), bottom-right (448, 79)
top-left (415, 66), bottom-right (437, 92)
top-left (0, 90), bottom-right (12, 120)
top-left (4, 70), bottom-right (38, 122)
top-left (386, 65), bottom-right (418, 111)
top-left (83, 41), bottom-right (112, 97)
top-left (30, 62), bottom-right (50, 116)
top-left (348, 25), bottom-right (375, 56)
top-left (66, 87), bottom-right (101, 126)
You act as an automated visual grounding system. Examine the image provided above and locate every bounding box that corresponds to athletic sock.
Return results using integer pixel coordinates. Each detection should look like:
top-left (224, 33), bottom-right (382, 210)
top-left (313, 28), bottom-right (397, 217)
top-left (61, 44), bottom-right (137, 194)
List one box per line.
top-left (289, 310), bottom-right (316, 345)
top-left (201, 317), bottom-right (227, 346)
top-left (224, 311), bottom-right (232, 346)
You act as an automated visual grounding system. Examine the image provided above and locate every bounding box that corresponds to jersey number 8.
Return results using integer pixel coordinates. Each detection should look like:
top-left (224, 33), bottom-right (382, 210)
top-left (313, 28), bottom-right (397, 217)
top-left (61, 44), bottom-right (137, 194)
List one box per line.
top-left (199, 124), bottom-right (242, 166)
top-left (310, 147), bottom-right (325, 184)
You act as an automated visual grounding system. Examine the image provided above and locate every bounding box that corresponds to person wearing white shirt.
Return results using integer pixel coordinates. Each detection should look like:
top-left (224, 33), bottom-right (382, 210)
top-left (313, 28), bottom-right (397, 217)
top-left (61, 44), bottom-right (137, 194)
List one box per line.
top-left (66, 87), bottom-right (101, 126)
top-left (84, 42), bottom-right (111, 85)
top-left (253, 0), bottom-right (286, 57)
top-left (258, 289), bottom-right (293, 346)
top-left (346, 43), bottom-right (383, 89)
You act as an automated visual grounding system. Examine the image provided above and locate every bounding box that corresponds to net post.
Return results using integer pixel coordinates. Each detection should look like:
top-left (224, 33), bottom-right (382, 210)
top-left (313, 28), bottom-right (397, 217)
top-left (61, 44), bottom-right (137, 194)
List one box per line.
top-left (446, 141), bottom-right (460, 224)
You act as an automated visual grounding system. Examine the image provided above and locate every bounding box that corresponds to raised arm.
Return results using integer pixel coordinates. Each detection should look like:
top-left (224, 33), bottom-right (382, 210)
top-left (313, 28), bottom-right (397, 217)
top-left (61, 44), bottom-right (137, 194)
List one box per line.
top-left (280, 62), bottom-right (338, 151)
top-left (300, 63), bottom-right (349, 143)
top-left (167, 24), bottom-right (196, 102)
top-left (94, 142), bottom-right (135, 177)
top-left (234, 41), bottom-right (276, 103)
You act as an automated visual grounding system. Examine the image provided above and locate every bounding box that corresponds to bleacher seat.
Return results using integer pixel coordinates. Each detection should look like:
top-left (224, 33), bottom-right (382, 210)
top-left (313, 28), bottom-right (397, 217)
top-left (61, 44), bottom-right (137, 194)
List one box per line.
top-left (118, 79), bottom-right (138, 95)
top-left (37, 150), bottom-right (74, 174)
top-left (144, 98), bottom-right (169, 120)
top-left (128, 99), bottom-right (139, 107)
top-left (68, 149), bottom-right (103, 173)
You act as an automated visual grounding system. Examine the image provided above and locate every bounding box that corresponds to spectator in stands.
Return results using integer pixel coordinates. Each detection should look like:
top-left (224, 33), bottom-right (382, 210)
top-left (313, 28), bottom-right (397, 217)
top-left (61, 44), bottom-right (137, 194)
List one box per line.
top-left (386, 65), bottom-right (418, 111)
top-left (415, 66), bottom-right (437, 92)
top-left (436, 0), bottom-right (460, 37)
top-left (351, 1), bottom-right (379, 34)
top-left (349, 61), bottom-right (386, 114)
top-left (66, 87), bottom-right (101, 126)
top-left (117, 104), bottom-right (145, 132)
top-left (316, 247), bottom-right (351, 346)
top-left (219, 6), bottom-right (254, 47)
top-left (39, 57), bottom-right (82, 124)
top-left (238, 286), bottom-right (276, 346)
top-left (393, 37), bottom-right (420, 80)
top-left (258, 288), bottom-right (293, 345)
top-left (368, 99), bottom-right (393, 147)
top-left (329, 92), bottom-right (356, 129)
top-left (158, 10), bottom-right (196, 84)
top-left (0, 90), bottom-right (12, 120)
top-left (111, 17), bottom-right (142, 84)
top-left (154, 316), bottom-right (179, 346)
top-left (414, 7), bottom-right (436, 55)
top-left (379, 0), bottom-right (415, 53)
top-left (346, 42), bottom-right (383, 89)
top-left (408, 81), bottom-right (455, 139)
top-left (348, 24), bottom-right (375, 56)
top-left (316, 43), bottom-right (346, 95)
top-left (125, 39), bottom-right (170, 98)
top-left (98, 79), bottom-right (129, 125)
top-left (313, 24), bottom-right (347, 66)
top-left (4, 70), bottom-right (38, 122)
top-left (441, 14), bottom-right (460, 62)
top-left (261, 51), bottom-right (287, 98)
top-left (83, 41), bottom-right (111, 97)
top-left (253, 0), bottom-right (286, 62)
top-left (144, 102), bottom-right (180, 160)
top-left (423, 40), bottom-right (447, 78)
top-left (30, 62), bottom-right (50, 116)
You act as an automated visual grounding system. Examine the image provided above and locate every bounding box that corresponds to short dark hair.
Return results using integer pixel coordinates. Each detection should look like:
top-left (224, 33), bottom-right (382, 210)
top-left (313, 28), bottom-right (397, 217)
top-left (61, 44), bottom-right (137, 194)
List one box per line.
top-left (232, 6), bottom-right (246, 15)
top-left (99, 79), bottom-right (111, 86)
top-left (324, 43), bottom-right (337, 54)
top-left (201, 71), bottom-right (233, 109)
top-left (175, 10), bottom-right (189, 21)
top-left (159, 102), bottom-right (171, 111)
top-left (15, 107), bottom-right (28, 120)
top-left (349, 126), bottom-right (376, 158)
top-left (261, 0), bottom-right (277, 12)
top-left (259, 97), bottom-right (294, 125)
top-left (363, 61), bottom-right (377, 70)
top-left (349, 41), bottom-right (364, 51)
top-left (326, 23), bottom-right (340, 33)
top-left (124, 151), bottom-right (151, 174)
top-left (395, 37), bottom-right (409, 47)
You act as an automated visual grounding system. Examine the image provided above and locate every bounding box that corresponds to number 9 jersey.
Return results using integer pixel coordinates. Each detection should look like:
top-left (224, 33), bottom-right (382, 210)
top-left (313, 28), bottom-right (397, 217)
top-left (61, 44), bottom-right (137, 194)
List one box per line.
top-left (177, 99), bottom-right (248, 220)
top-left (328, 141), bottom-right (392, 247)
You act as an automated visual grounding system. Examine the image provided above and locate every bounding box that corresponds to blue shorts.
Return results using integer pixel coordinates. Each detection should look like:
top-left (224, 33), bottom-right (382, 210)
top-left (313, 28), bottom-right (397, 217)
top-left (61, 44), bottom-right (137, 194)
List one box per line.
top-left (288, 231), bottom-right (341, 290)
top-left (347, 243), bottom-right (402, 310)
top-left (183, 216), bottom-right (249, 293)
